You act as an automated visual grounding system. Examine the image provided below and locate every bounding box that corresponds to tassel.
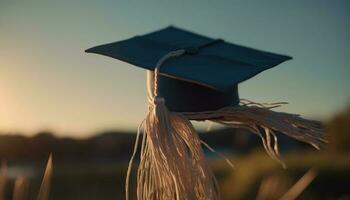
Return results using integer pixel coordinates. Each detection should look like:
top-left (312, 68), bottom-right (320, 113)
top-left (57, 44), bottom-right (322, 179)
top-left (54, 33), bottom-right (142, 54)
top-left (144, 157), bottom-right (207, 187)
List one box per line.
top-left (126, 49), bottom-right (219, 200)
top-left (183, 99), bottom-right (327, 168)
top-left (135, 97), bottom-right (219, 199)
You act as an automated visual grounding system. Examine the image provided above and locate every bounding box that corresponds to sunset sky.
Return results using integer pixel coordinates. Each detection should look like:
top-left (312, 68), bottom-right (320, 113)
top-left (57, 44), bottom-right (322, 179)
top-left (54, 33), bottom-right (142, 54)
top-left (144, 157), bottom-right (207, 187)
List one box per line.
top-left (1, 0), bottom-right (349, 137)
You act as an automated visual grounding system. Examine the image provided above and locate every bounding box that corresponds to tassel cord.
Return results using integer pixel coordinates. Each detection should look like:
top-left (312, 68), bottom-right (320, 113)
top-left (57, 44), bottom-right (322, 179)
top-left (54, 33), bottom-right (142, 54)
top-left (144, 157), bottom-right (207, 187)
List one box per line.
top-left (153, 49), bottom-right (186, 98)
top-left (125, 119), bottom-right (145, 200)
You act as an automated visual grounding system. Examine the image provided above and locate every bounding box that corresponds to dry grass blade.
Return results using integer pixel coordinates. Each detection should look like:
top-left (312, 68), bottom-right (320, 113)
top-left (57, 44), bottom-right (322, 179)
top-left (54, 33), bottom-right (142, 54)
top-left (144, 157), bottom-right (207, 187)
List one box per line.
top-left (0, 160), bottom-right (7, 200)
top-left (13, 176), bottom-right (29, 200)
top-left (37, 154), bottom-right (53, 200)
top-left (256, 175), bottom-right (288, 200)
top-left (279, 168), bottom-right (317, 200)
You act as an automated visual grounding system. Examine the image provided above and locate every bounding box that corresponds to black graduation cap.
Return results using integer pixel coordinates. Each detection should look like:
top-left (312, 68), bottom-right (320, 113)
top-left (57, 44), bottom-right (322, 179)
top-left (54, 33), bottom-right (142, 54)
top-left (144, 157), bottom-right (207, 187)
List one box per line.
top-left (86, 26), bottom-right (292, 112)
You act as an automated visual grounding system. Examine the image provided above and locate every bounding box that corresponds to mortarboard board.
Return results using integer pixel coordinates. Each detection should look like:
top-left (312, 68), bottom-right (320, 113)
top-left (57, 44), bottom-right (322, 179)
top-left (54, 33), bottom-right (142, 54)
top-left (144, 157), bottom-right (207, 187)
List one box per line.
top-left (86, 26), bottom-right (291, 112)
top-left (85, 26), bottom-right (325, 200)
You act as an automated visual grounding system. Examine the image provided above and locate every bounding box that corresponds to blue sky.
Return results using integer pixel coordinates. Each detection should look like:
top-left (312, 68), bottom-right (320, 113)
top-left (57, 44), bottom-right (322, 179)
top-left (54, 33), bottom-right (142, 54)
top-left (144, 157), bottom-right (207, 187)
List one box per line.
top-left (0, 0), bottom-right (349, 136)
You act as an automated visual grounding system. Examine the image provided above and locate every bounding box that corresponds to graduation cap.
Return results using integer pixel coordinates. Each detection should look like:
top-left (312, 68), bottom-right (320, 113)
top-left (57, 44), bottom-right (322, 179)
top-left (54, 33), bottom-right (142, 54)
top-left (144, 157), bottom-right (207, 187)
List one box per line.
top-left (86, 26), bottom-right (325, 200)
top-left (86, 26), bottom-right (291, 112)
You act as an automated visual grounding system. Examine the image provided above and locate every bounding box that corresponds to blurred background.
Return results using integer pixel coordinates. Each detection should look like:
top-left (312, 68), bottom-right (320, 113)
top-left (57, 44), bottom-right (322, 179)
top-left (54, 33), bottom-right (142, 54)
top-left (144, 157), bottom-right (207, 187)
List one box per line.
top-left (0, 0), bottom-right (349, 199)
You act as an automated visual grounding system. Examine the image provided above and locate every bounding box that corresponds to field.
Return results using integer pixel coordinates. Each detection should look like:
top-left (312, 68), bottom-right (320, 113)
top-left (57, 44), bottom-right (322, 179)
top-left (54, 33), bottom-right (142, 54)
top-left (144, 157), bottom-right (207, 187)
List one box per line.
top-left (1, 108), bottom-right (349, 200)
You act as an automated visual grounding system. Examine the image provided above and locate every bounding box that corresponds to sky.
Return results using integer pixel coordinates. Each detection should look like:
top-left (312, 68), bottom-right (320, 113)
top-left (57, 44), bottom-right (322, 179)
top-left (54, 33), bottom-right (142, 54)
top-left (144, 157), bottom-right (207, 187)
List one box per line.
top-left (0, 0), bottom-right (349, 137)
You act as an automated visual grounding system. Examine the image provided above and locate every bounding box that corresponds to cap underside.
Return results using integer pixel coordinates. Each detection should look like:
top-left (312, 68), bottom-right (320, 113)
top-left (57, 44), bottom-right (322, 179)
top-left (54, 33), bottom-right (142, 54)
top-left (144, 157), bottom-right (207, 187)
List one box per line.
top-left (147, 71), bottom-right (239, 112)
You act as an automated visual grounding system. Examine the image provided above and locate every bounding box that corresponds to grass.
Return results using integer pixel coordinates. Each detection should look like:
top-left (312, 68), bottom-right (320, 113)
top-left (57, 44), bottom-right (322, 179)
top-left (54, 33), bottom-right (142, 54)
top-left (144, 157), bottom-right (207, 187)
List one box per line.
top-left (1, 148), bottom-right (349, 199)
